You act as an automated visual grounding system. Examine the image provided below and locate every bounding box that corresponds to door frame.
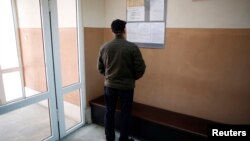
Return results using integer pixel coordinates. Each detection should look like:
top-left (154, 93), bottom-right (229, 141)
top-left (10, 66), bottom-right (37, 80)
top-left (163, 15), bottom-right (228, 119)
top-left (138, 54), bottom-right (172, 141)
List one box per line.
top-left (0, 0), bottom-right (59, 141)
top-left (0, 0), bottom-right (86, 140)
top-left (47, 0), bottom-right (86, 138)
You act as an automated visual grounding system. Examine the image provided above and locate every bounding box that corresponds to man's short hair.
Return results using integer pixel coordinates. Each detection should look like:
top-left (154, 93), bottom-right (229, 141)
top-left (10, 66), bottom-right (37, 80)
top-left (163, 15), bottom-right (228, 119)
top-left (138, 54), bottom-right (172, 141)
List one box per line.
top-left (111, 19), bottom-right (126, 34)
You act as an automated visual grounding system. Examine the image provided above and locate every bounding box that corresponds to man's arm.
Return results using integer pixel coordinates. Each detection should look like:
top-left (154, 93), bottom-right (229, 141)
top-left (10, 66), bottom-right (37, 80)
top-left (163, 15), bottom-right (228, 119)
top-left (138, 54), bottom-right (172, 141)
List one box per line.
top-left (97, 48), bottom-right (105, 76)
top-left (133, 47), bottom-right (146, 80)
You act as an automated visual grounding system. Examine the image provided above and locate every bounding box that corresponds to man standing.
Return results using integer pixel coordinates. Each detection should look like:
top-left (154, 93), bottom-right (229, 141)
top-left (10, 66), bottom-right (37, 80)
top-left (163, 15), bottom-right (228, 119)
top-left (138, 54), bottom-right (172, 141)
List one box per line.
top-left (97, 19), bottom-right (146, 141)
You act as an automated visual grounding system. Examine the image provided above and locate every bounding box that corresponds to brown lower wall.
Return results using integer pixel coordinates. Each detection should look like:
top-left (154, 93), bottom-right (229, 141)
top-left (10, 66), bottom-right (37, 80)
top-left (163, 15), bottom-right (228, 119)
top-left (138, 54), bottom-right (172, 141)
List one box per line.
top-left (84, 28), bottom-right (105, 104)
top-left (137, 28), bottom-right (250, 124)
top-left (20, 27), bottom-right (250, 124)
top-left (95, 28), bottom-right (250, 124)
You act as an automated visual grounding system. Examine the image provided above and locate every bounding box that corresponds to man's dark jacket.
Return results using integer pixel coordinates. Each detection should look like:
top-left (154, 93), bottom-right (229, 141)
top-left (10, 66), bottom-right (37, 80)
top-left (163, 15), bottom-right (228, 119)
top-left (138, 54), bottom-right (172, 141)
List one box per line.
top-left (97, 34), bottom-right (146, 90)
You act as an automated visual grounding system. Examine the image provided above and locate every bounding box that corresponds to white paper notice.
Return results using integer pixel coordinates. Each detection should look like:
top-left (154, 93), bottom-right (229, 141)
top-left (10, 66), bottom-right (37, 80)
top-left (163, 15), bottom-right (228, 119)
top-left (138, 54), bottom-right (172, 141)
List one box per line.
top-left (126, 23), bottom-right (139, 42)
top-left (150, 22), bottom-right (165, 44)
top-left (150, 0), bottom-right (164, 21)
top-left (127, 6), bottom-right (145, 21)
top-left (126, 22), bottom-right (165, 44)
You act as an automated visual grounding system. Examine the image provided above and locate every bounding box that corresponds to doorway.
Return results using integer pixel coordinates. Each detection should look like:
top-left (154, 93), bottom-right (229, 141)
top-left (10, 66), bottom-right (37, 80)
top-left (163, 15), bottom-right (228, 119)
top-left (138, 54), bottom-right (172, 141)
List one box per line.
top-left (0, 0), bottom-right (85, 140)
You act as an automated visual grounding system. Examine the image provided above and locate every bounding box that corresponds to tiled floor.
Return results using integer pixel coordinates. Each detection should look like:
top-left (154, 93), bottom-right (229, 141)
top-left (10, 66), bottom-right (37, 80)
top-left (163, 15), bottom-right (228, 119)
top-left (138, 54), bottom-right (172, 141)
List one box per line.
top-left (0, 102), bottom-right (141, 141)
top-left (0, 102), bottom-right (52, 141)
top-left (61, 124), bottom-right (141, 141)
top-left (0, 102), bottom-right (79, 141)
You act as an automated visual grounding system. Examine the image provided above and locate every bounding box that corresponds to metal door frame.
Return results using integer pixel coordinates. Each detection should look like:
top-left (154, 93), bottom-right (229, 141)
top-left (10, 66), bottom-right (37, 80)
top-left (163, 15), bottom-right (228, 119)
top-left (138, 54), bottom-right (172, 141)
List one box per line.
top-left (48, 0), bottom-right (86, 138)
top-left (0, 0), bottom-right (86, 140)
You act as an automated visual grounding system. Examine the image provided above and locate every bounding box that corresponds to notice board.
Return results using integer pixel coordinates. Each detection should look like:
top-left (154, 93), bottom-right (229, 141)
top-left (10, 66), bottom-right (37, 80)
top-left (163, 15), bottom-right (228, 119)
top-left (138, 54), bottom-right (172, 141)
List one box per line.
top-left (126, 0), bottom-right (166, 48)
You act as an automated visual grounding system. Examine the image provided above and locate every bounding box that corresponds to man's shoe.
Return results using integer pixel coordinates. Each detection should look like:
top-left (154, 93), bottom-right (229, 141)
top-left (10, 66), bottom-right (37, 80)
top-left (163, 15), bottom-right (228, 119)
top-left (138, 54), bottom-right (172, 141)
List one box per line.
top-left (128, 138), bottom-right (134, 141)
top-left (119, 138), bottom-right (134, 141)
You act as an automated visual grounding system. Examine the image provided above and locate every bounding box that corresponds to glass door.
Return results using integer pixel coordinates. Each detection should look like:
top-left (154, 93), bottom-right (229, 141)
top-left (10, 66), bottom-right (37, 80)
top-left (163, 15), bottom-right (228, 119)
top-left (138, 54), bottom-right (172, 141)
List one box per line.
top-left (49, 0), bottom-right (86, 137)
top-left (0, 0), bottom-right (59, 141)
top-left (0, 0), bottom-right (85, 140)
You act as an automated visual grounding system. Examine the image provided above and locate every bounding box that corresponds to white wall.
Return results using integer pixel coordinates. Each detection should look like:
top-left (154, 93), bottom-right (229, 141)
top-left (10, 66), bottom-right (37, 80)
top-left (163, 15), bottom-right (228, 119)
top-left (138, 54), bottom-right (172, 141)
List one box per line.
top-left (167, 0), bottom-right (250, 28)
top-left (104, 0), bottom-right (126, 28)
top-left (12, 0), bottom-right (250, 28)
top-left (57, 0), bottom-right (77, 28)
top-left (82, 0), bottom-right (105, 27)
top-left (16, 0), bottom-right (77, 28)
top-left (16, 0), bottom-right (41, 28)
top-left (15, 0), bottom-right (106, 28)
top-left (104, 0), bottom-right (250, 28)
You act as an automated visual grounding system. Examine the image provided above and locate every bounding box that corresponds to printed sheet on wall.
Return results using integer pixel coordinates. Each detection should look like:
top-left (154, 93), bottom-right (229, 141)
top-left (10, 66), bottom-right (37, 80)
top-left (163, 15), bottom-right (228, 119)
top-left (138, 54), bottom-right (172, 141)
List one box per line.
top-left (126, 0), bottom-right (166, 48)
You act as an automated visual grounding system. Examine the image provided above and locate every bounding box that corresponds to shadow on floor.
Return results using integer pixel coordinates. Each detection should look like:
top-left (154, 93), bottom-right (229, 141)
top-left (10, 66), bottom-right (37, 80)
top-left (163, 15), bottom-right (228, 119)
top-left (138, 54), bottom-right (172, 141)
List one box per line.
top-left (60, 124), bottom-right (142, 141)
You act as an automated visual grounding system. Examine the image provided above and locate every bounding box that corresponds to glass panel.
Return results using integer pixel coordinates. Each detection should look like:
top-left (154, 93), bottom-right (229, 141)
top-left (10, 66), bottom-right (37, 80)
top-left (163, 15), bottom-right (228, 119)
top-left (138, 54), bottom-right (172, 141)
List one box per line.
top-left (0, 0), bottom-right (48, 105)
top-left (64, 89), bottom-right (81, 130)
top-left (57, 0), bottom-right (80, 87)
top-left (2, 71), bottom-right (23, 102)
top-left (0, 100), bottom-right (52, 141)
top-left (16, 0), bottom-right (48, 93)
top-left (0, 0), bottom-right (19, 69)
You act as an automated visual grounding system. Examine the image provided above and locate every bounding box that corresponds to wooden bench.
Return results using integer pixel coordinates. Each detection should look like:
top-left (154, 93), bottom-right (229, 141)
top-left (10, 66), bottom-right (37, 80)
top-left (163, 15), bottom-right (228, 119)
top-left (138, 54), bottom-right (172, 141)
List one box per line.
top-left (90, 96), bottom-right (219, 141)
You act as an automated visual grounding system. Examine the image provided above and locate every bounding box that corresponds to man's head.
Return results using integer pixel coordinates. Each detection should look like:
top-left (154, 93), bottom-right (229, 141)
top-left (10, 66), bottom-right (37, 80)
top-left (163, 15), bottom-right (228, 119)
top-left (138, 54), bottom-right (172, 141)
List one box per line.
top-left (111, 19), bottom-right (126, 34)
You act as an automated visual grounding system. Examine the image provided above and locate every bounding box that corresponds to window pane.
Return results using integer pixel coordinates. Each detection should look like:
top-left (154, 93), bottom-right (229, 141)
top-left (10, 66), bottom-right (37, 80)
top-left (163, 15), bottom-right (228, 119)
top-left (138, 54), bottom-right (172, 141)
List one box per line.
top-left (57, 0), bottom-right (80, 87)
top-left (64, 89), bottom-right (81, 130)
top-left (16, 0), bottom-right (48, 93)
top-left (0, 0), bottom-right (48, 106)
top-left (0, 0), bottom-right (19, 69)
top-left (2, 71), bottom-right (23, 102)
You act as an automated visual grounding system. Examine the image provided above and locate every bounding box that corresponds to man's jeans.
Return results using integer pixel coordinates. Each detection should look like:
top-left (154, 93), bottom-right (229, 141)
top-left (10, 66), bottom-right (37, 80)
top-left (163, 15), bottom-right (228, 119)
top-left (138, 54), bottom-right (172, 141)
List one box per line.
top-left (104, 86), bottom-right (134, 141)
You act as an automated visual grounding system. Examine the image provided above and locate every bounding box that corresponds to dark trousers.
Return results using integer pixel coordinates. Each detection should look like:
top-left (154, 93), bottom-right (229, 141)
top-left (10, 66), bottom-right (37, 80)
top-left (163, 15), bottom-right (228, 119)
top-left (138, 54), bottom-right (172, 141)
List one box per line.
top-left (104, 86), bottom-right (134, 141)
